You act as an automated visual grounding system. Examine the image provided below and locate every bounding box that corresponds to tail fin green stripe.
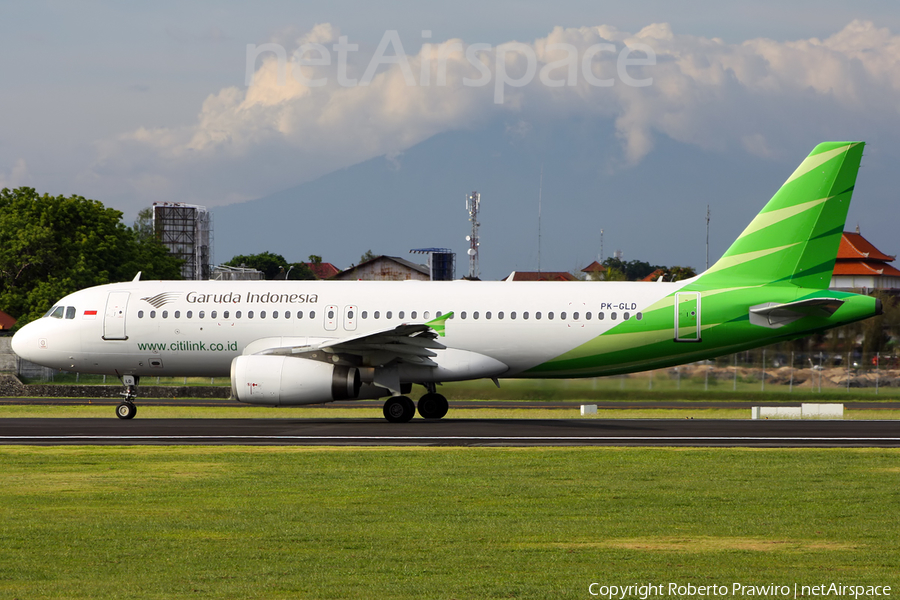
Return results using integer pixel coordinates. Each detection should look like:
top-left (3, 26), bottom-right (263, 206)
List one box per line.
top-left (698, 142), bottom-right (864, 289)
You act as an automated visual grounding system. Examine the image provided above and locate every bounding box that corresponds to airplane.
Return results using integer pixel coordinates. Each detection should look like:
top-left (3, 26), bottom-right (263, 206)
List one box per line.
top-left (11, 141), bottom-right (882, 422)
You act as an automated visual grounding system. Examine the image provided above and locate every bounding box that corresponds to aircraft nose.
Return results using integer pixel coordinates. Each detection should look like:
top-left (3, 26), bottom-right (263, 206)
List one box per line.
top-left (11, 322), bottom-right (39, 362)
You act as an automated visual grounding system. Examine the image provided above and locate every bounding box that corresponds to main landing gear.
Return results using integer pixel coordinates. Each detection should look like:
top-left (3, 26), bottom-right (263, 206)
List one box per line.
top-left (382, 392), bottom-right (449, 423)
top-left (116, 375), bottom-right (139, 420)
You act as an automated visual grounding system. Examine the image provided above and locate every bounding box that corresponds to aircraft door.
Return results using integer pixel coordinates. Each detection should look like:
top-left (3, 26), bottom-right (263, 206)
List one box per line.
top-left (103, 291), bottom-right (130, 340)
top-left (343, 305), bottom-right (357, 331)
top-left (674, 292), bottom-right (701, 342)
top-left (324, 305), bottom-right (338, 331)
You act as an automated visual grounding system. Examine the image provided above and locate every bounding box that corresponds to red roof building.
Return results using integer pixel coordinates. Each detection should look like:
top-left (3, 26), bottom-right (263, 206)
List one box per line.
top-left (0, 310), bottom-right (16, 330)
top-left (641, 268), bottom-right (666, 282)
top-left (581, 261), bottom-right (607, 281)
top-left (304, 262), bottom-right (340, 279)
top-left (830, 229), bottom-right (900, 291)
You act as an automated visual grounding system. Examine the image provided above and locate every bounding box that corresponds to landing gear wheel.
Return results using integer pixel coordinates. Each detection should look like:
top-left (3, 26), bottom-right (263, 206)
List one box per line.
top-left (116, 402), bottom-right (137, 420)
top-left (417, 393), bottom-right (449, 419)
top-left (383, 396), bottom-right (416, 423)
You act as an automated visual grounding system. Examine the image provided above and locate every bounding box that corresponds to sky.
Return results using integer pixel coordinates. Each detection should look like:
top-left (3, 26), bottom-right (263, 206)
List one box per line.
top-left (3, 1), bottom-right (900, 279)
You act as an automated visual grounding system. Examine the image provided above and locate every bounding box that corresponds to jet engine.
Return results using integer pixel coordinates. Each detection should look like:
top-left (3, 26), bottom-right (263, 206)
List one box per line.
top-left (231, 355), bottom-right (382, 406)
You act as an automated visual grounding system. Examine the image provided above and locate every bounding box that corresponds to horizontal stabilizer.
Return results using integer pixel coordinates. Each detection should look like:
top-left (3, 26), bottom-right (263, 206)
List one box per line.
top-left (749, 298), bottom-right (845, 329)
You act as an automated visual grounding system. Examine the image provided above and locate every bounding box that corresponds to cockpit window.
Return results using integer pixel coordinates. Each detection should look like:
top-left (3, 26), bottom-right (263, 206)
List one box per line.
top-left (65, 306), bottom-right (76, 319)
top-left (47, 306), bottom-right (65, 319)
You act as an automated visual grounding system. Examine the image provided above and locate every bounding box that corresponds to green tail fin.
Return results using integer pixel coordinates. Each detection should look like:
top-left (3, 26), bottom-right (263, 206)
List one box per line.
top-left (698, 142), bottom-right (864, 289)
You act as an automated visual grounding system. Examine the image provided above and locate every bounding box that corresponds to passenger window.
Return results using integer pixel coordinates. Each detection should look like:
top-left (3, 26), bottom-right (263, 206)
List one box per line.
top-left (328, 309), bottom-right (335, 319)
top-left (199, 311), bottom-right (205, 319)
top-left (248, 311), bottom-right (254, 319)
top-left (572, 312), bottom-right (578, 320)
top-left (473, 312), bottom-right (479, 320)
top-left (297, 311), bottom-right (303, 319)
top-left (624, 312), bottom-right (630, 320)
top-left (187, 311), bottom-right (193, 319)
top-left (211, 311), bottom-right (217, 319)
top-left (548, 312), bottom-right (554, 320)
top-left (561, 312), bottom-right (566, 320)
top-left (511, 312), bottom-right (516, 320)
top-left (374, 311), bottom-right (380, 319)
top-left (611, 312), bottom-right (617, 320)
top-left (436, 311), bottom-right (442, 318)
top-left (411, 311), bottom-right (417, 319)
top-left (523, 312), bottom-right (529, 320)
top-left (162, 311), bottom-right (168, 319)
top-left (260, 311), bottom-right (266, 319)
top-left (65, 306), bottom-right (76, 319)
top-left (586, 312), bottom-right (592, 320)
top-left (222, 311), bottom-right (228, 319)
top-left (498, 312), bottom-right (504, 320)
top-left (486, 312), bottom-right (491, 319)
top-left (174, 311), bottom-right (181, 318)
top-left (536, 312), bottom-right (542, 320)
top-left (236, 311), bottom-right (242, 318)
top-left (386, 311), bottom-right (392, 319)
top-left (362, 311), bottom-right (368, 319)
top-left (348, 310), bottom-right (354, 319)
top-left (636, 312), bottom-right (643, 320)
top-left (423, 311), bottom-right (430, 319)
top-left (399, 311), bottom-right (405, 319)
top-left (272, 311), bottom-right (278, 319)
top-left (150, 310), bottom-right (156, 318)
top-left (461, 311), bottom-right (467, 319)
top-left (598, 312), bottom-right (604, 320)
top-left (309, 311), bottom-right (316, 319)
top-left (138, 310), bottom-right (144, 319)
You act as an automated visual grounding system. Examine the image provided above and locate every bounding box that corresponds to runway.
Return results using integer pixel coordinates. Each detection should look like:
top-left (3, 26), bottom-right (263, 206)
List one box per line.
top-left (2, 417), bottom-right (900, 447)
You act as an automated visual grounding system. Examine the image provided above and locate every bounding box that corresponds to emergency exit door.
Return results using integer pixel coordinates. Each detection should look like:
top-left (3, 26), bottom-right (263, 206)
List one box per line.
top-left (674, 292), bottom-right (701, 342)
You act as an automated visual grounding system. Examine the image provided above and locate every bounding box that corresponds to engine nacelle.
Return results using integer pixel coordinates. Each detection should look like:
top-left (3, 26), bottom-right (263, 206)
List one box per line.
top-left (231, 355), bottom-right (363, 406)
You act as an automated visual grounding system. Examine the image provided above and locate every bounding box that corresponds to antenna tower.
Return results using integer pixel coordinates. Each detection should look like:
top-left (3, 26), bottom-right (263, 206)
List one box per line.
top-left (706, 205), bottom-right (710, 271)
top-left (537, 165), bottom-right (543, 273)
top-left (465, 191), bottom-right (481, 279)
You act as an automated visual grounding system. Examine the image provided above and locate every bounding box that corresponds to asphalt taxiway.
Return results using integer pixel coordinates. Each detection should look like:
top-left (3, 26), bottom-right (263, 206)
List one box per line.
top-left (1, 417), bottom-right (899, 447)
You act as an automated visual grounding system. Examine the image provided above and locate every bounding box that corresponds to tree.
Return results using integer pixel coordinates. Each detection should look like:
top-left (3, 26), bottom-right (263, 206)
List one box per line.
top-left (666, 265), bottom-right (697, 281)
top-left (285, 262), bottom-right (315, 280)
top-left (222, 252), bottom-right (287, 280)
top-left (222, 252), bottom-right (316, 280)
top-left (132, 207), bottom-right (154, 241)
top-left (359, 249), bottom-right (376, 264)
top-left (0, 187), bottom-right (183, 325)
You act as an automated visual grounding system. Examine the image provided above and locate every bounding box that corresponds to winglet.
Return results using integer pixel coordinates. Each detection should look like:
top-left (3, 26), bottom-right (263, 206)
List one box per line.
top-left (133, 271), bottom-right (142, 282)
top-left (426, 312), bottom-right (453, 337)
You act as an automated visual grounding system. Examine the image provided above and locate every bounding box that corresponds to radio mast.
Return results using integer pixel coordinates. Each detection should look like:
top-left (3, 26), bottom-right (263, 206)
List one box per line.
top-left (465, 191), bottom-right (481, 279)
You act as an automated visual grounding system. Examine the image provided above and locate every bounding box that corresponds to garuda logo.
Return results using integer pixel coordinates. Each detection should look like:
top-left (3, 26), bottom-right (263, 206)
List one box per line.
top-left (141, 292), bottom-right (182, 308)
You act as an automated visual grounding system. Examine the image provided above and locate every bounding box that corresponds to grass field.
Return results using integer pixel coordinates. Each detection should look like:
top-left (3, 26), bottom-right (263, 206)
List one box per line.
top-left (1, 447), bottom-right (898, 599)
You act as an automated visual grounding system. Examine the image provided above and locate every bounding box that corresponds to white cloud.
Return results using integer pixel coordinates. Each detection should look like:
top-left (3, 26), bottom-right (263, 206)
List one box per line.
top-left (0, 159), bottom-right (29, 189)
top-left (89, 20), bottom-right (900, 212)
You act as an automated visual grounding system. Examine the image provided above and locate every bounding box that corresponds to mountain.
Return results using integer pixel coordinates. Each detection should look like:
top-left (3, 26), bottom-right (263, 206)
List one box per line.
top-left (212, 120), bottom-right (795, 280)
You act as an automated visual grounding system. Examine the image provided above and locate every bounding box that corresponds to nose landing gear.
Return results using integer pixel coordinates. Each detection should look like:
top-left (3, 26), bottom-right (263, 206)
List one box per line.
top-left (116, 374), bottom-right (139, 420)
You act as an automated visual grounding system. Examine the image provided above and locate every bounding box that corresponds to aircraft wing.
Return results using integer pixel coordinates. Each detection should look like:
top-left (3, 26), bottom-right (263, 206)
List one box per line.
top-left (749, 298), bottom-right (846, 328)
top-left (258, 323), bottom-right (446, 368)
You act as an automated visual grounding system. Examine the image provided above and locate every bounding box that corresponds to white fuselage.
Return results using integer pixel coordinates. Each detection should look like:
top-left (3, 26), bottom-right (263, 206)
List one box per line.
top-left (12, 278), bottom-right (684, 380)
